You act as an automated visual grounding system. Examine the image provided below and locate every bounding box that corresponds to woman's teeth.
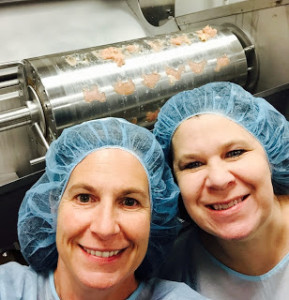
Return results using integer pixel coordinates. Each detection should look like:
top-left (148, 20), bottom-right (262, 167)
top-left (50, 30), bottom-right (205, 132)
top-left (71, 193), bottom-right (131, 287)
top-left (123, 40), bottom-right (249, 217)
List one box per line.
top-left (211, 197), bottom-right (244, 211)
top-left (83, 248), bottom-right (121, 258)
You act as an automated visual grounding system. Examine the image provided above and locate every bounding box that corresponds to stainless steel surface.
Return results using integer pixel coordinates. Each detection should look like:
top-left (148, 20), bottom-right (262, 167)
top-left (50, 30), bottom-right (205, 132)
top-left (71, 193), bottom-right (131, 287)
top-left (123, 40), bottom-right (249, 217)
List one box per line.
top-left (255, 83), bottom-right (289, 99)
top-left (23, 24), bottom-right (252, 142)
top-left (126, 0), bottom-right (179, 35)
top-left (175, 0), bottom-right (288, 24)
top-left (0, 105), bottom-right (31, 131)
top-left (138, 0), bottom-right (175, 26)
top-left (0, 0), bottom-right (31, 3)
top-left (0, 83), bottom-right (44, 132)
top-left (174, 1), bottom-right (289, 93)
top-left (0, 62), bottom-right (45, 186)
top-left (29, 123), bottom-right (48, 166)
top-left (31, 122), bottom-right (49, 150)
top-left (175, 0), bottom-right (246, 16)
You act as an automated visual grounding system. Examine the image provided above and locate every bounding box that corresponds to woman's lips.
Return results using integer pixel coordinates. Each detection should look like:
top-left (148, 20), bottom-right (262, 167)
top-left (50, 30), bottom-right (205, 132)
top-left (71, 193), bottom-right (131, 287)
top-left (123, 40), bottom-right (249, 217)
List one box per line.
top-left (208, 194), bottom-right (249, 211)
top-left (81, 246), bottom-right (125, 258)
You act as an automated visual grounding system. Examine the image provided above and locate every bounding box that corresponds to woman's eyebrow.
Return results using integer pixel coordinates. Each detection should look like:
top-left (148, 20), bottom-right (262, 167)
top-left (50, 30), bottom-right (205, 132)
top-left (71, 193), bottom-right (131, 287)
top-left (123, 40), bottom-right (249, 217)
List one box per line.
top-left (173, 153), bottom-right (200, 169)
top-left (176, 152), bottom-right (201, 161)
top-left (222, 139), bottom-right (251, 148)
top-left (64, 183), bottom-right (95, 194)
top-left (66, 183), bottom-right (148, 197)
top-left (120, 188), bottom-right (149, 198)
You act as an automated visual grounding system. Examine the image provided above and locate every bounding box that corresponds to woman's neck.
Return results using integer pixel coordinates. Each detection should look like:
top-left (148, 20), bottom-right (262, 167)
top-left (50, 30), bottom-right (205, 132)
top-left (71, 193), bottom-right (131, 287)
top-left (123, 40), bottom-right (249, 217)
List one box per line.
top-left (200, 195), bottom-right (289, 276)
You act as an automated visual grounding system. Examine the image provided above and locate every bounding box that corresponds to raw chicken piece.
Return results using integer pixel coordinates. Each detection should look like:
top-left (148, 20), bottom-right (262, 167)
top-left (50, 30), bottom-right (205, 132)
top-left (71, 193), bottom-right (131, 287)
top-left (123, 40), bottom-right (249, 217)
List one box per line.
top-left (145, 39), bottom-right (164, 52)
top-left (126, 44), bottom-right (140, 53)
top-left (65, 55), bottom-right (78, 66)
top-left (146, 109), bottom-right (160, 122)
top-left (215, 54), bottom-right (230, 72)
top-left (114, 79), bottom-right (135, 95)
top-left (83, 85), bottom-right (106, 103)
top-left (166, 66), bottom-right (185, 84)
top-left (142, 72), bottom-right (161, 89)
top-left (188, 60), bottom-right (207, 74)
top-left (64, 54), bottom-right (89, 66)
top-left (170, 34), bottom-right (191, 46)
top-left (196, 25), bottom-right (217, 42)
top-left (130, 117), bottom-right (138, 124)
top-left (99, 47), bottom-right (125, 67)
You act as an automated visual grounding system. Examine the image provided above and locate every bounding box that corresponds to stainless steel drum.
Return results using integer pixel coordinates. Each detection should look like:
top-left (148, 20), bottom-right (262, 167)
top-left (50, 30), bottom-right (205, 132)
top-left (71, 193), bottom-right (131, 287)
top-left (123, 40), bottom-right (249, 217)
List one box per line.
top-left (22, 23), bottom-right (256, 142)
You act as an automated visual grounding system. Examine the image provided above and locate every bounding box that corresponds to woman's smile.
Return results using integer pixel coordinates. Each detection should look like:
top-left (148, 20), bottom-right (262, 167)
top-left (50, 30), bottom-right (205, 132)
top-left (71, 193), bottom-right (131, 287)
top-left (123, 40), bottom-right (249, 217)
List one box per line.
top-left (81, 245), bottom-right (124, 258)
top-left (206, 194), bottom-right (249, 211)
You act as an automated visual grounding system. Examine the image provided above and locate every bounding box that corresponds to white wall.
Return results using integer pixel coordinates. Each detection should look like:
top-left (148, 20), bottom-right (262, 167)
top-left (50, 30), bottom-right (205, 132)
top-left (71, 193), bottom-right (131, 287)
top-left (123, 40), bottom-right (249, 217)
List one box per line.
top-left (0, 0), bottom-right (146, 64)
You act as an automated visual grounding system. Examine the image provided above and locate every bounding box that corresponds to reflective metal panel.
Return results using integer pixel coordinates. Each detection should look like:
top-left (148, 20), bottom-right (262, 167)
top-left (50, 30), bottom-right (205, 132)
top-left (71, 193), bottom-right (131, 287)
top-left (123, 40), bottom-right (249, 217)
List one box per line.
top-left (24, 25), bottom-right (250, 141)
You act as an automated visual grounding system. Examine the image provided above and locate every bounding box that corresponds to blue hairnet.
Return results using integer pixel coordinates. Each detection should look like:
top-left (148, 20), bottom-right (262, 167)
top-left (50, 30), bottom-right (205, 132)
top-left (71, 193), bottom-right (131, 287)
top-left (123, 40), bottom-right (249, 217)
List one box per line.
top-left (18, 117), bottom-right (181, 278)
top-left (153, 81), bottom-right (289, 195)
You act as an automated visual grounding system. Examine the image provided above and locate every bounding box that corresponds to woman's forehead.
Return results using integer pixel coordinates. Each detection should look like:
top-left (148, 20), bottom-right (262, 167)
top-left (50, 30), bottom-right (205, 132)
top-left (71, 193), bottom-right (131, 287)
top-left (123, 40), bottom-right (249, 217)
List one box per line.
top-left (172, 114), bottom-right (262, 148)
top-left (76, 148), bottom-right (147, 177)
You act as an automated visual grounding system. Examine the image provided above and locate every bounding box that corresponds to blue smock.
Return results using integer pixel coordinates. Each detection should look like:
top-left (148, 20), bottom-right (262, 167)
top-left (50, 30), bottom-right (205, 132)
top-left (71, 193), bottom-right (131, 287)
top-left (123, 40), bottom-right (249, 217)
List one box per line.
top-left (159, 226), bottom-right (289, 300)
top-left (0, 262), bottom-right (207, 300)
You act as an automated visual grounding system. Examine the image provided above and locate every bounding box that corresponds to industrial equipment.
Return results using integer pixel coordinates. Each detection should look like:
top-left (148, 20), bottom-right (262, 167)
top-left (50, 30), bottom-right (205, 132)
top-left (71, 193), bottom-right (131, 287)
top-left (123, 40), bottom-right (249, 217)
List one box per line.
top-left (0, 0), bottom-right (289, 258)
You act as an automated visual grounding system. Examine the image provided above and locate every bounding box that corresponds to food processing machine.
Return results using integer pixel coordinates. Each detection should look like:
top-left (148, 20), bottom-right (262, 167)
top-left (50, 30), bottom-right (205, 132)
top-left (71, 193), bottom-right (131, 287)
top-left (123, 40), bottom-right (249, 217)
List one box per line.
top-left (0, 0), bottom-right (289, 259)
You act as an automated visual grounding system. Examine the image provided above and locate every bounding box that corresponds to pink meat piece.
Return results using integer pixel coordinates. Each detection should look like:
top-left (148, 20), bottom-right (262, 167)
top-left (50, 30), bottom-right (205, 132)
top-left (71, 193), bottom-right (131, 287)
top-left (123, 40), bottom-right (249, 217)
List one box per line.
top-left (83, 86), bottom-right (106, 103)
top-left (100, 47), bottom-right (125, 67)
top-left (114, 79), bottom-right (135, 95)
top-left (188, 60), bottom-right (207, 74)
top-left (215, 54), bottom-right (230, 72)
top-left (146, 109), bottom-right (160, 122)
top-left (142, 72), bottom-right (161, 89)
top-left (196, 25), bottom-right (217, 42)
top-left (170, 34), bottom-right (191, 46)
top-left (145, 40), bottom-right (164, 52)
top-left (166, 66), bottom-right (185, 84)
top-left (126, 44), bottom-right (140, 53)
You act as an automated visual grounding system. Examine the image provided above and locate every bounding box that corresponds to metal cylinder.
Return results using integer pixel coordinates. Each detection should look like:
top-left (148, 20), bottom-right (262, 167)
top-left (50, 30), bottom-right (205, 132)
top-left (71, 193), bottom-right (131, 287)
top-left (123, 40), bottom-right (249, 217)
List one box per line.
top-left (0, 106), bottom-right (31, 132)
top-left (24, 24), bottom-right (254, 141)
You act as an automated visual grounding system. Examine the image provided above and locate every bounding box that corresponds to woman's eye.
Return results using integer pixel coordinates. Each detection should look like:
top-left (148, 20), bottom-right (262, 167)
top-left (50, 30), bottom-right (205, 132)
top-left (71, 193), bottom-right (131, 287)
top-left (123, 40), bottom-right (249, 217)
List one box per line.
top-left (76, 194), bottom-right (91, 203)
top-left (122, 198), bottom-right (139, 207)
top-left (183, 161), bottom-right (203, 169)
top-left (226, 149), bottom-right (246, 158)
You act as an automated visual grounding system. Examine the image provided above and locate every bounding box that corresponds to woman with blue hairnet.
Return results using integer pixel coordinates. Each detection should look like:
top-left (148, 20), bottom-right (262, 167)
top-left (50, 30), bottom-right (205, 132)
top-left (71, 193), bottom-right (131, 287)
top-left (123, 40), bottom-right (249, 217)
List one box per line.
top-left (0, 117), bottom-right (207, 300)
top-left (153, 81), bottom-right (289, 299)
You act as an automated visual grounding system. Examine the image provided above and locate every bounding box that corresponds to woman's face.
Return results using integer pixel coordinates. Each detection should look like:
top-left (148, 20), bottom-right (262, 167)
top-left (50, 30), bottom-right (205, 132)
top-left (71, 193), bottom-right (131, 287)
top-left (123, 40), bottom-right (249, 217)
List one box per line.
top-left (172, 114), bottom-right (274, 241)
top-left (55, 149), bottom-right (150, 295)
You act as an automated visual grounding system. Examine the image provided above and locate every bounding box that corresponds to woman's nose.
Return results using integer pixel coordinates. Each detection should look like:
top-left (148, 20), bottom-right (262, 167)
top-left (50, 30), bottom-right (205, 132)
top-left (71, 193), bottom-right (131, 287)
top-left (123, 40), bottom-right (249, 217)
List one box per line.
top-left (205, 162), bottom-right (235, 190)
top-left (89, 202), bottom-right (121, 240)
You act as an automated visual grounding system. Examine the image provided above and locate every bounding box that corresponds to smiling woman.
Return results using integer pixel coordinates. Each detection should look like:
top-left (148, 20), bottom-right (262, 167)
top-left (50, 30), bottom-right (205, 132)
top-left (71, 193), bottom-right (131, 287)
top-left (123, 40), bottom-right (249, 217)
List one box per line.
top-left (0, 118), bottom-right (207, 300)
top-left (54, 149), bottom-right (151, 298)
top-left (172, 114), bottom-right (273, 241)
top-left (153, 81), bottom-right (289, 299)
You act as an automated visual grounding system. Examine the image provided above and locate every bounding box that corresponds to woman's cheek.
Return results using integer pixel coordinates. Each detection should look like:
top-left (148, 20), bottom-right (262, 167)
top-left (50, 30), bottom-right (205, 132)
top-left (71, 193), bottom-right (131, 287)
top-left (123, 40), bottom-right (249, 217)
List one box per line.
top-left (178, 174), bottom-right (199, 201)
